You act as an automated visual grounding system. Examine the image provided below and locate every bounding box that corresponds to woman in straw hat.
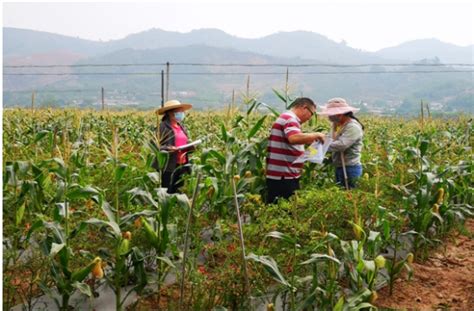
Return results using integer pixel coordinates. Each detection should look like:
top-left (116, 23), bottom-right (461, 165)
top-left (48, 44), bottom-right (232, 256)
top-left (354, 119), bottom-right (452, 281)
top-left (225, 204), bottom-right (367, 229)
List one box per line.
top-left (155, 99), bottom-right (194, 193)
top-left (318, 98), bottom-right (365, 189)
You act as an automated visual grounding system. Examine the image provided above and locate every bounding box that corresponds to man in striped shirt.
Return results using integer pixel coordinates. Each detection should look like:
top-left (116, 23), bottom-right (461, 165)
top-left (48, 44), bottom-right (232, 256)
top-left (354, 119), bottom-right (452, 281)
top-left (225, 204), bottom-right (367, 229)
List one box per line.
top-left (266, 97), bottom-right (325, 203)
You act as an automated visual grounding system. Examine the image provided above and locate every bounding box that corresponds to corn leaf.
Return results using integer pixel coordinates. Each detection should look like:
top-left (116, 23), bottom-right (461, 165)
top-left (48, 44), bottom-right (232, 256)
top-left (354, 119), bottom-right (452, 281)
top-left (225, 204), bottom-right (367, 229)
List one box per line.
top-left (247, 253), bottom-right (292, 289)
top-left (247, 115), bottom-right (266, 139)
top-left (300, 253), bottom-right (341, 266)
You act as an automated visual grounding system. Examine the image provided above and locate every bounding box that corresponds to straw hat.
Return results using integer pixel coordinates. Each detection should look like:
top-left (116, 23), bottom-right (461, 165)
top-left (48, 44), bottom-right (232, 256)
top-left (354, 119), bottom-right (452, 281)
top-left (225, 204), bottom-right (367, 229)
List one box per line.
top-left (318, 98), bottom-right (359, 116)
top-left (157, 100), bottom-right (192, 115)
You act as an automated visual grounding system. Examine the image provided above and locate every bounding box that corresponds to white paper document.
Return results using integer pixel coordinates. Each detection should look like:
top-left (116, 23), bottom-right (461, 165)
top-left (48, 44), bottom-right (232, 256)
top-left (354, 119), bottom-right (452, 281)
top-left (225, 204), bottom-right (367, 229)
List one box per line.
top-left (176, 139), bottom-right (203, 151)
top-left (293, 136), bottom-right (332, 164)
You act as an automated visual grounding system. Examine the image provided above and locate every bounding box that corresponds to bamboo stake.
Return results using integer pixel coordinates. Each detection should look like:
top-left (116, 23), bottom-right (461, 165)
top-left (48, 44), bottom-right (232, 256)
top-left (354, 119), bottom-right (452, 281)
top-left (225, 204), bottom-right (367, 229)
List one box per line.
top-left (231, 177), bottom-right (250, 297)
top-left (333, 123), bottom-right (350, 190)
top-left (179, 173), bottom-right (202, 309)
top-left (340, 155), bottom-right (350, 190)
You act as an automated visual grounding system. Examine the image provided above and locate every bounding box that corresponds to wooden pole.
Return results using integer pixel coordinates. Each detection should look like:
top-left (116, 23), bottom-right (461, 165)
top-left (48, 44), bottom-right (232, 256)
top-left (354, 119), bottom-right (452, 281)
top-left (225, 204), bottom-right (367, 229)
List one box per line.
top-left (227, 89), bottom-right (235, 120)
top-left (232, 89), bottom-right (235, 110)
top-left (166, 62), bottom-right (170, 101)
top-left (285, 67), bottom-right (289, 109)
top-left (246, 75), bottom-right (250, 98)
top-left (420, 99), bottom-right (424, 130)
top-left (161, 70), bottom-right (165, 108)
top-left (101, 87), bottom-right (105, 111)
top-left (31, 91), bottom-right (35, 111)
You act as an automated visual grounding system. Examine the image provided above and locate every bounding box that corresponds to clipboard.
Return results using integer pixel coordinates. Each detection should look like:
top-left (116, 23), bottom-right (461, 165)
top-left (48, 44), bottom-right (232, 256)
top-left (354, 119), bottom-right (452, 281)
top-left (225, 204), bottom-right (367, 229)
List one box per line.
top-left (176, 139), bottom-right (202, 151)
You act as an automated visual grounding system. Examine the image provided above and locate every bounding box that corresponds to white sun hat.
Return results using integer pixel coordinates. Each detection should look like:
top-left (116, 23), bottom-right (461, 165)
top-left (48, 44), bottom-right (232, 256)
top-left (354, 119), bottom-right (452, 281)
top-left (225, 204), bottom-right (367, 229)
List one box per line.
top-left (318, 98), bottom-right (359, 116)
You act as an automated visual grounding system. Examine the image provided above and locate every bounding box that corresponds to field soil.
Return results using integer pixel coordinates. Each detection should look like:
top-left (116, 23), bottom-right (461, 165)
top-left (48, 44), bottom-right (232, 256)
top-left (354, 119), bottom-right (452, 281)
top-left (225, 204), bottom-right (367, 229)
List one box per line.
top-left (376, 219), bottom-right (474, 310)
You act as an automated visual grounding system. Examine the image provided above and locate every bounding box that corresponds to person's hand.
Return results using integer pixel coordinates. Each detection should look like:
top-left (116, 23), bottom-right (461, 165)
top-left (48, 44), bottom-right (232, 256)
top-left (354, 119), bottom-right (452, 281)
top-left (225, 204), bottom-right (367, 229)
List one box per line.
top-left (312, 133), bottom-right (325, 143)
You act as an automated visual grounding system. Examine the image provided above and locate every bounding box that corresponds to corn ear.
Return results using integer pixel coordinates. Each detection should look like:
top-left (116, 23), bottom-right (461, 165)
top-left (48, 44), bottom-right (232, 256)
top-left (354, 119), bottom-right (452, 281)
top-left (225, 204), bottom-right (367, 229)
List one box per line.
top-left (72, 257), bottom-right (102, 282)
top-left (122, 231), bottom-right (132, 240)
top-left (436, 188), bottom-right (445, 205)
top-left (375, 255), bottom-right (386, 269)
top-left (141, 218), bottom-right (160, 248)
top-left (369, 290), bottom-right (378, 304)
top-left (207, 186), bottom-right (215, 199)
top-left (118, 238), bottom-right (130, 255)
top-left (134, 217), bottom-right (142, 228)
top-left (352, 222), bottom-right (364, 240)
top-left (92, 258), bottom-right (104, 279)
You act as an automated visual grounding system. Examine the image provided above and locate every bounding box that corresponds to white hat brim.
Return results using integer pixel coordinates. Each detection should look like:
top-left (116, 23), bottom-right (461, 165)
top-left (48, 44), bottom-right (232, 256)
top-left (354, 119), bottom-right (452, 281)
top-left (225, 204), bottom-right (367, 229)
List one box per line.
top-left (317, 106), bottom-right (359, 116)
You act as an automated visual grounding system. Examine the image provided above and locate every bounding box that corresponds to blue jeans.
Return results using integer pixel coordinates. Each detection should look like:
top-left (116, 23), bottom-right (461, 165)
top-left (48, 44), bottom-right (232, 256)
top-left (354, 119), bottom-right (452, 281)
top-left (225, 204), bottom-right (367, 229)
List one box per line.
top-left (336, 165), bottom-right (362, 189)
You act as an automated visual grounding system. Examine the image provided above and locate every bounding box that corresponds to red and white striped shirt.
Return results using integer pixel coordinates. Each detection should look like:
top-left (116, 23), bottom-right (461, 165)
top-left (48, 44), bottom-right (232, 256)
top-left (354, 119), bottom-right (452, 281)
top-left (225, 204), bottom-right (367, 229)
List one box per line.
top-left (266, 111), bottom-right (304, 179)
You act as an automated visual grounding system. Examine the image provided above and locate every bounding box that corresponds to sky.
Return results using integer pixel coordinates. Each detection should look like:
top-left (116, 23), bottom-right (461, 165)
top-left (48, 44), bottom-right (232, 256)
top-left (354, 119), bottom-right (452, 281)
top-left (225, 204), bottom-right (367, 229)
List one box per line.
top-left (2, 0), bottom-right (474, 52)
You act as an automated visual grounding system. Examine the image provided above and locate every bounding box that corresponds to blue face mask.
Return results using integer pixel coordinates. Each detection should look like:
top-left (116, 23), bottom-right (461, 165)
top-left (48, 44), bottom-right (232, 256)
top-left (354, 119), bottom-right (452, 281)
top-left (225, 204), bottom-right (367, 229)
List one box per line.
top-left (329, 115), bottom-right (341, 123)
top-left (174, 111), bottom-right (185, 122)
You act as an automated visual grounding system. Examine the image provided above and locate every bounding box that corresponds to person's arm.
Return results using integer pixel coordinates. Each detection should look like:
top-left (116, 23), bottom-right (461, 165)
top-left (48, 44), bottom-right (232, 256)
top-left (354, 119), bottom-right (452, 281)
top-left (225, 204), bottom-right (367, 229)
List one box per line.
top-left (159, 123), bottom-right (177, 152)
top-left (162, 146), bottom-right (178, 152)
top-left (283, 116), bottom-right (325, 145)
top-left (328, 124), bottom-right (362, 152)
top-left (288, 132), bottom-right (325, 145)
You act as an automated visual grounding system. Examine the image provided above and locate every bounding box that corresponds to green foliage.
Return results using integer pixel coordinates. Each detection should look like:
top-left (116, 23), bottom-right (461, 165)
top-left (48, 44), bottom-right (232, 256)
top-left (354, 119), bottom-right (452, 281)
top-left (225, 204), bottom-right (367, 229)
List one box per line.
top-left (2, 107), bottom-right (473, 310)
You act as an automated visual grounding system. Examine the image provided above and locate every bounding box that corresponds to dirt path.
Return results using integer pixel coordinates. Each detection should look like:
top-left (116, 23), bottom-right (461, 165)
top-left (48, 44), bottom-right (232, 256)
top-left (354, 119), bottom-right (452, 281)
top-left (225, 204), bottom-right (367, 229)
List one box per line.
top-left (376, 219), bottom-right (474, 310)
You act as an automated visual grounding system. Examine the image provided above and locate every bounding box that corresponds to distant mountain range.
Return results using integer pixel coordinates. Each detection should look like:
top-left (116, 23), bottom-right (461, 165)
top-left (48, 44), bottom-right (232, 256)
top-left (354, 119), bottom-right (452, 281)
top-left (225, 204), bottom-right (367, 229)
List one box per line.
top-left (5, 27), bottom-right (473, 63)
top-left (3, 27), bottom-right (473, 114)
top-left (377, 39), bottom-right (473, 64)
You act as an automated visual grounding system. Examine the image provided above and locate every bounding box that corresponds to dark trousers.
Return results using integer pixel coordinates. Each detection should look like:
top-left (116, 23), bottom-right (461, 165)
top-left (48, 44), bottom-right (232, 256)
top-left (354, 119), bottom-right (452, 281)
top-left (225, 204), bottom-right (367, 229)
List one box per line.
top-left (266, 178), bottom-right (300, 204)
top-left (162, 165), bottom-right (191, 194)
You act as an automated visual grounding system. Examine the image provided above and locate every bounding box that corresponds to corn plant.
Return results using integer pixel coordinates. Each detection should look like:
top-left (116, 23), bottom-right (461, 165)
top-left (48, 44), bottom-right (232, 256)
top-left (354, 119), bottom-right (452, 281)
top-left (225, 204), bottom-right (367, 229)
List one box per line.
top-left (2, 161), bottom-right (50, 310)
top-left (402, 136), bottom-right (449, 257)
top-left (84, 127), bottom-right (150, 311)
top-left (298, 244), bottom-right (342, 309)
top-left (85, 192), bottom-right (150, 311)
top-left (338, 222), bottom-right (386, 293)
top-left (197, 112), bottom-right (269, 217)
top-left (247, 252), bottom-right (296, 309)
top-left (333, 288), bottom-right (377, 311)
top-left (139, 188), bottom-right (190, 306)
top-left (248, 231), bottom-right (342, 310)
top-left (26, 157), bottom-right (103, 310)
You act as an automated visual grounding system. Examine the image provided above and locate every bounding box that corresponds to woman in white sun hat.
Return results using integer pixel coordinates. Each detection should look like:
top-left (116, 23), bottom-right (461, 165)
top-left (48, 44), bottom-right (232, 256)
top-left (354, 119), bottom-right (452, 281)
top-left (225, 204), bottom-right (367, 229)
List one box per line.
top-left (318, 98), bottom-right (364, 189)
top-left (154, 99), bottom-right (194, 193)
